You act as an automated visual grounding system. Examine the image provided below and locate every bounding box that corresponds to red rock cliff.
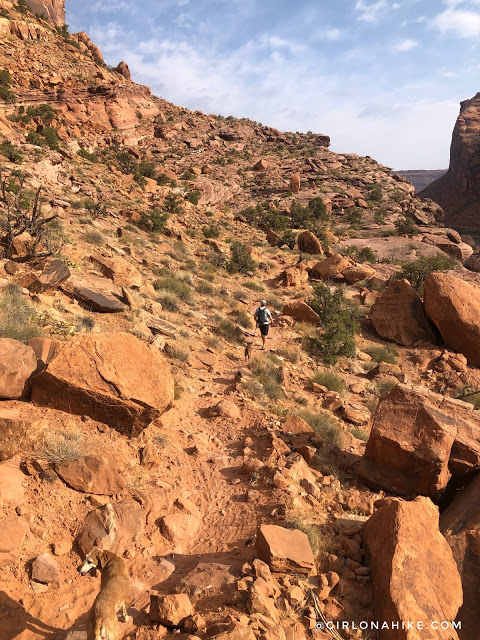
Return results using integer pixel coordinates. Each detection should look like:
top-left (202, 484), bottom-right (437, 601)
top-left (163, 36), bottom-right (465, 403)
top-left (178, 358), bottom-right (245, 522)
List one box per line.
top-left (420, 92), bottom-right (480, 227)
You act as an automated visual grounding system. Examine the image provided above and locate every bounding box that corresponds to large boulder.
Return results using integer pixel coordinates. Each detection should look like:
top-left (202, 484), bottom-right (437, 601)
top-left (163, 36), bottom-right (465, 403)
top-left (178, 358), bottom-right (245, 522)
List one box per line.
top-left (297, 231), bottom-right (323, 256)
top-left (440, 472), bottom-right (480, 640)
top-left (76, 500), bottom-right (145, 556)
top-left (55, 455), bottom-right (126, 495)
top-left (31, 332), bottom-right (174, 436)
top-left (90, 254), bottom-right (142, 289)
top-left (369, 279), bottom-right (438, 346)
top-left (28, 259), bottom-right (71, 294)
top-left (0, 402), bottom-right (83, 462)
top-left (424, 272), bottom-right (480, 366)
top-left (255, 524), bottom-right (315, 574)
top-left (282, 301), bottom-right (320, 325)
top-left (311, 253), bottom-right (351, 280)
top-left (0, 338), bottom-right (37, 399)
top-left (149, 593), bottom-right (193, 626)
top-left (358, 384), bottom-right (480, 496)
top-left (363, 497), bottom-right (462, 639)
top-left (31, 554), bottom-right (60, 584)
top-left (62, 271), bottom-right (126, 313)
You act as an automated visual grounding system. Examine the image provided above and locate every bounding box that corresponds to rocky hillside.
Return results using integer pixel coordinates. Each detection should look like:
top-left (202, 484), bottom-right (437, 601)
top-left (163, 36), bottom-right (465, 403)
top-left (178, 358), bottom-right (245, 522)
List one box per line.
top-left (420, 92), bottom-right (480, 228)
top-left (394, 169), bottom-right (447, 193)
top-left (0, 4), bottom-right (480, 640)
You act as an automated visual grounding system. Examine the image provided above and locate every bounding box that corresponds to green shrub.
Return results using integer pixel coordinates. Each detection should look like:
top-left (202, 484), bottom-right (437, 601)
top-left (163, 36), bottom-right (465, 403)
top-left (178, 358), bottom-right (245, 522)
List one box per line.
top-left (377, 380), bottom-right (397, 396)
top-left (366, 345), bottom-right (398, 364)
top-left (394, 216), bottom-right (419, 236)
top-left (357, 247), bottom-right (376, 263)
top-left (157, 173), bottom-right (170, 186)
top-left (306, 283), bottom-right (360, 364)
top-left (218, 319), bottom-right (243, 343)
top-left (227, 241), bottom-right (257, 274)
top-left (77, 148), bottom-right (98, 163)
top-left (203, 224), bottom-right (220, 238)
top-left (186, 190), bottom-right (200, 205)
top-left (0, 70), bottom-right (15, 104)
top-left (368, 184), bottom-right (383, 202)
top-left (312, 371), bottom-right (346, 393)
top-left (0, 284), bottom-right (41, 342)
top-left (374, 208), bottom-right (387, 225)
top-left (81, 230), bottom-right (105, 246)
top-left (0, 141), bottom-right (23, 163)
top-left (137, 208), bottom-right (168, 233)
top-left (196, 281), bottom-right (215, 296)
top-left (153, 274), bottom-right (193, 302)
top-left (345, 207), bottom-right (363, 229)
top-left (295, 409), bottom-right (343, 447)
top-left (156, 292), bottom-right (179, 312)
top-left (394, 254), bottom-right (459, 294)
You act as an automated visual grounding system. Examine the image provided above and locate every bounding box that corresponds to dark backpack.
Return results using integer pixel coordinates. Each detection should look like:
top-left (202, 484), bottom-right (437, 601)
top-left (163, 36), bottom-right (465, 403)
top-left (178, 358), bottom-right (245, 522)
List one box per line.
top-left (256, 307), bottom-right (268, 324)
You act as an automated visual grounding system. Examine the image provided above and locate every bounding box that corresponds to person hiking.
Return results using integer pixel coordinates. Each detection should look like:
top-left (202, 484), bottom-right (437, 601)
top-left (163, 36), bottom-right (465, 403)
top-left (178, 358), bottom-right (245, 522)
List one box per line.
top-left (254, 299), bottom-right (273, 350)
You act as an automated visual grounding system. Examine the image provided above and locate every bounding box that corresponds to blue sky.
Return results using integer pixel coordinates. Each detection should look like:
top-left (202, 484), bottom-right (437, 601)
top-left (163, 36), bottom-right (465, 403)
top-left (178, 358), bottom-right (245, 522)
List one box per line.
top-left (66, 0), bottom-right (480, 169)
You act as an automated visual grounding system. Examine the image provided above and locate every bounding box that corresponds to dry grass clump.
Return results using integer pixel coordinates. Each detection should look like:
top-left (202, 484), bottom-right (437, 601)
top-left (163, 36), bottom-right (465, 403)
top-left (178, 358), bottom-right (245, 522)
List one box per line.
top-left (312, 370), bottom-right (346, 393)
top-left (38, 429), bottom-right (89, 465)
top-left (247, 354), bottom-right (285, 400)
top-left (296, 410), bottom-right (344, 448)
top-left (0, 284), bottom-right (41, 342)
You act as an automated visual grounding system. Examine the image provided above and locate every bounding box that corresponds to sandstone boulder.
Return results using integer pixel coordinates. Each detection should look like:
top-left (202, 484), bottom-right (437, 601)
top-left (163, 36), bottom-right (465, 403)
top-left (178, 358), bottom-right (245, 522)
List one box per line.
top-left (213, 624), bottom-right (256, 640)
top-left (31, 332), bottom-right (174, 436)
top-left (256, 524), bottom-right (315, 574)
top-left (62, 271), bottom-right (126, 313)
top-left (28, 259), bottom-right (71, 293)
top-left (358, 384), bottom-right (480, 496)
top-left (31, 554), bottom-right (60, 584)
top-left (297, 231), bottom-right (323, 255)
top-left (440, 472), bottom-right (480, 640)
top-left (311, 254), bottom-right (351, 280)
top-left (0, 339), bottom-right (37, 400)
top-left (363, 497), bottom-right (462, 640)
top-left (282, 301), bottom-right (320, 325)
top-left (289, 173), bottom-right (300, 194)
top-left (90, 254), bottom-right (142, 289)
top-left (149, 593), bottom-right (193, 626)
top-left (28, 337), bottom-right (63, 373)
top-left (424, 273), bottom-right (480, 366)
top-left (159, 513), bottom-right (200, 545)
top-left (369, 279), bottom-right (438, 346)
top-left (76, 500), bottom-right (145, 556)
top-left (115, 61), bottom-right (131, 80)
top-left (55, 456), bottom-right (125, 495)
top-left (275, 265), bottom-right (309, 287)
top-left (342, 263), bottom-right (376, 284)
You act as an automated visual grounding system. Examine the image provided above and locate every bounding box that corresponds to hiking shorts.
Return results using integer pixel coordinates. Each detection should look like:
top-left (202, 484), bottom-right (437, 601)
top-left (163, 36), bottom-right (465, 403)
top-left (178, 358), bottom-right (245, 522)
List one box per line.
top-left (259, 323), bottom-right (270, 336)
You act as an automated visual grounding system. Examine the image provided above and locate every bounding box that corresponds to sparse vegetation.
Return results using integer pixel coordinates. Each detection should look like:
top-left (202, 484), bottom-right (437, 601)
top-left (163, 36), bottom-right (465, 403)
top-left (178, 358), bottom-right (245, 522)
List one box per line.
top-left (247, 353), bottom-right (284, 399)
top-left (306, 283), bottom-right (360, 364)
top-left (0, 69), bottom-right (15, 104)
top-left (366, 345), bottom-right (398, 364)
top-left (227, 241), bottom-right (257, 274)
top-left (217, 319), bottom-right (243, 343)
top-left (394, 216), bottom-right (419, 236)
top-left (153, 273), bottom-right (193, 303)
top-left (295, 409), bottom-right (344, 447)
top-left (81, 230), bottom-right (105, 246)
top-left (0, 284), bottom-right (41, 342)
top-left (0, 141), bottom-right (23, 163)
top-left (312, 370), bottom-right (346, 393)
top-left (394, 254), bottom-right (459, 294)
top-left (38, 429), bottom-right (88, 465)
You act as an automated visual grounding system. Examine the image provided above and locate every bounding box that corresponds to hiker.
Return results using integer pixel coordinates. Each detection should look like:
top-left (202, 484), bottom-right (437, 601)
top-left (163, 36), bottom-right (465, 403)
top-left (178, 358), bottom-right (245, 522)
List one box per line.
top-left (254, 299), bottom-right (273, 350)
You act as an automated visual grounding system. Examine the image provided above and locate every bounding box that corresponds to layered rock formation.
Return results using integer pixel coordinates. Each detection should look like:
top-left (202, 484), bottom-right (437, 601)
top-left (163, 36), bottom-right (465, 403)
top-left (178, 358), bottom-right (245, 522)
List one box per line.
top-left (420, 93), bottom-right (480, 226)
top-left (4, 0), bottom-right (65, 26)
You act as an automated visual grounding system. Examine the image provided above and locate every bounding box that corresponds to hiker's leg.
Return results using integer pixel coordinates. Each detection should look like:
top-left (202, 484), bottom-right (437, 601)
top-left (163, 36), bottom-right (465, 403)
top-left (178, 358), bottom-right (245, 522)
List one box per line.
top-left (261, 333), bottom-right (266, 347)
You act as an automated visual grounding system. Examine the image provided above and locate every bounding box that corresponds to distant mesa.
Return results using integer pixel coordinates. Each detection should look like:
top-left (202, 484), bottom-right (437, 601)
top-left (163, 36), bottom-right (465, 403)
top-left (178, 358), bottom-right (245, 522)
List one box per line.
top-left (394, 170), bottom-right (447, 193)
top-left (420, 92), bottom-right (480, 227)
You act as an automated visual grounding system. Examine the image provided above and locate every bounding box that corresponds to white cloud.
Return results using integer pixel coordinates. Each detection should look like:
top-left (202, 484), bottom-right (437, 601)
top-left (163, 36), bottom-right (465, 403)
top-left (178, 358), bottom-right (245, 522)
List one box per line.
top-left (431, 2), bottom-right (480, 37)
top-left (355, 0), bottom-right (388, 23)
top-left (392, 38), bottom-right (418, 51)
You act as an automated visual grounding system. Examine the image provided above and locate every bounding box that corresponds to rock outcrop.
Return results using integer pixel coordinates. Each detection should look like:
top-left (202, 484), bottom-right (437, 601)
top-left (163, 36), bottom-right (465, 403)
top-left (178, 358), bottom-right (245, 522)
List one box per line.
top-left (424, 272), bottom-right (480, 367)
top-left (31, 332), bottom-right (174, 436)
top-left (369, 279), bottom-right (438, 346)
top-left (0, 338), bottom-right (37, 399)
top-left (358, 384), bottom-right (480, 496)
top-left (282, 301), bottom-right (320, 325)
top-left (24, 0), bottom-right (65, 26)
top-left (440, 472), bottom-right (480, 640)
top-left (255, 524), bottom-right (315, 574)
top-left (363, 497), bottom-right (463, 639)
top-left (420, 92), bottom-right (480, 226)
